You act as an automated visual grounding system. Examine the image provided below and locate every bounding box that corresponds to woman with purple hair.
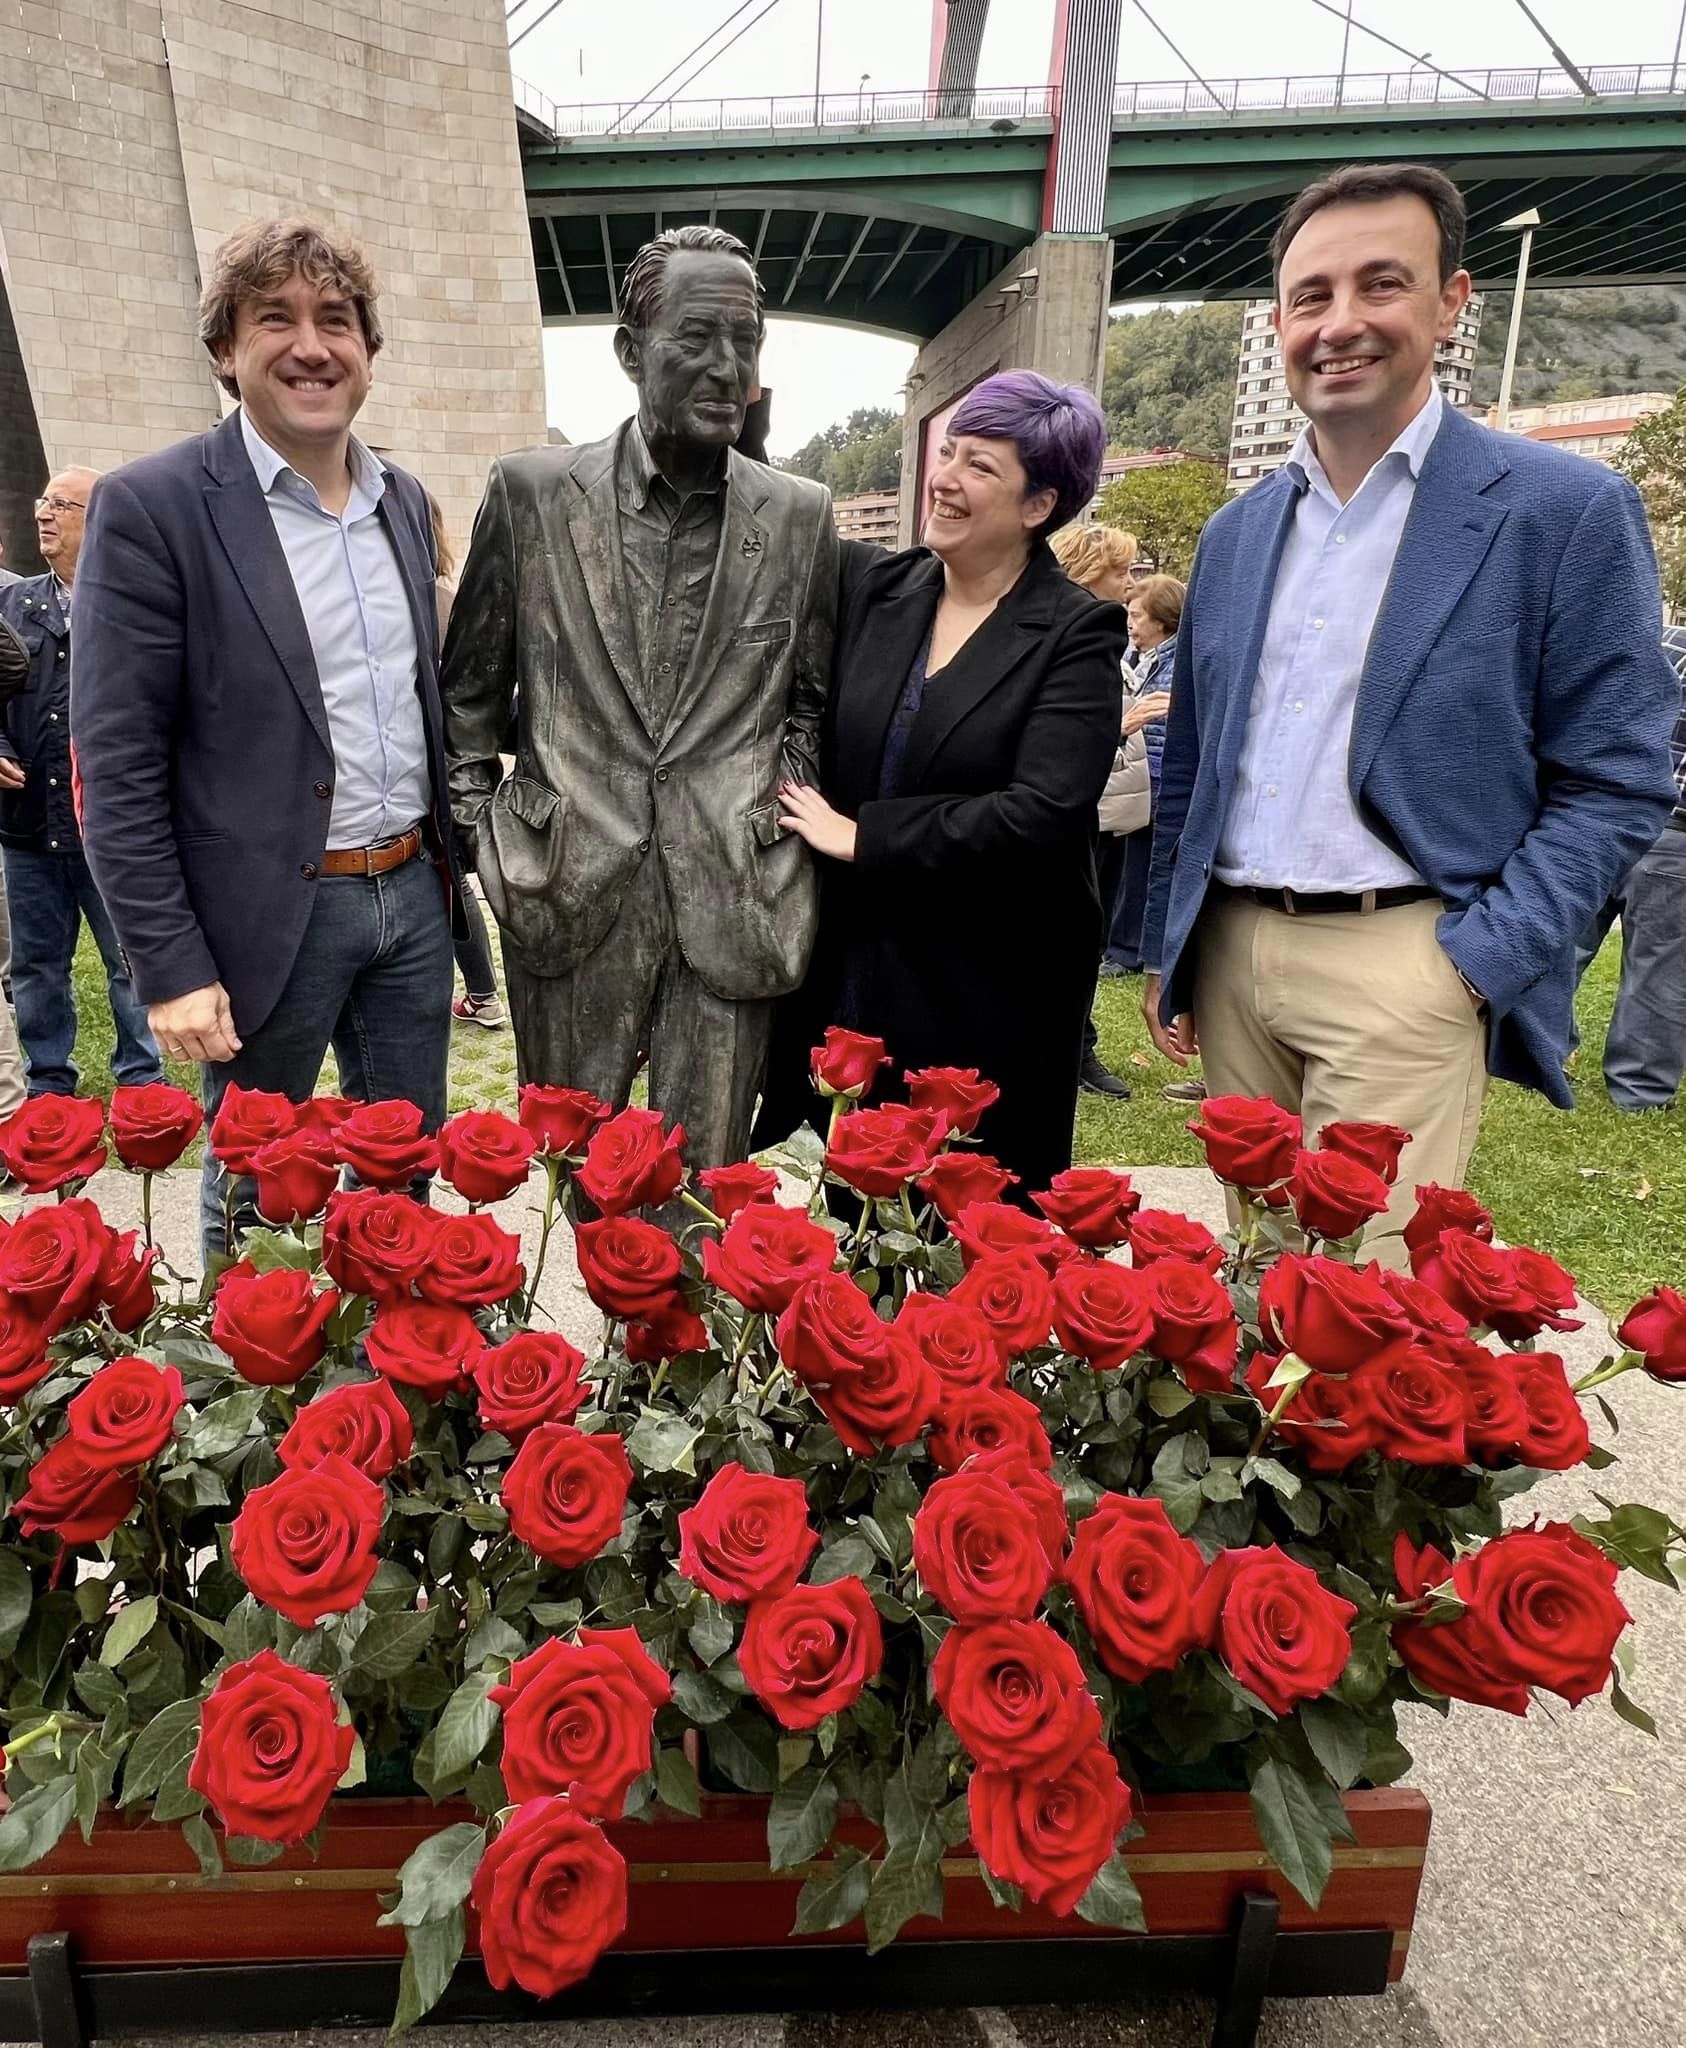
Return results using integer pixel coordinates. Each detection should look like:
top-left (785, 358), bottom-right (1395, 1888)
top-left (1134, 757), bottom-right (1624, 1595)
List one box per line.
top-left (762, 369), bottom-right (1129, 1195)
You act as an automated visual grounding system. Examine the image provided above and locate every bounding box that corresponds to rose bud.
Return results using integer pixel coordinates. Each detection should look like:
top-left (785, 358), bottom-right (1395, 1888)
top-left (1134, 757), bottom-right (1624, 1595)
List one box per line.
top-left (1193, 1547), bottom-right (1356, 1716)
top-left (518, 1084), bottom-right (612, 1157)
top-left (321, 1188), bottom-right (438, 1302)
top-left (932, 1619), bottom-right (1102, 1776)
top-left (916, 1149), bottom-right (1018, 1223)
top-left (904, 1065), bottom-right (1000, 1136)
top-left (97, 1230), bottom-right (160, 1334)
top-left (1257, 1252), bottom-right (1414, 1376)
top-left (890, 1291), bottom-right (1007, 1398)
top-left (109, 1082), bottom-right (203, 1172)
top-left (809, 1026), bottom-right (890, 1101)
top-left (1051, 1257), bottom-right (1153, 1373)
top-left (1510, 1351), bottom-right (1592, 1470)
top-left (0, 1300), bottom-right (51, 1403)
top-left (697, 1162), bottom-right (779, 1221)
top-left (1142, 1258), bottom-right (1238, 1394)
top-left (1456, 1520), bottom-right (1630, 1708)
top-left (437, 1109), bottom-right (538, 1205)
top-left (1403, 1183), bottom-right (1495, 1264)
top-left (293, 1094), bottom-right (358, 1142)
top-left (624, 1300), bottom-right (712, 1364)
top-left (912, 1464), bottom-right (1055, 1622)
top-left (1064, 1494), bottom-right (1206, 1683)
top-left (417, 1211), bottom-right (525, 1310)
top-left (0, 1092), bottom-right (107, 1192)
top-left (335, 1098), bottom-right (438, 1188)
top-left (774, 1270), bottom-right (888, 1391)
top-left (951, 1201), bottom-right (1060, 1271)
top-left (213, 1262), bottom-right (339, 1386)
top-left (208, 1084), bottom-right (297, 1174)
top-left (576, 1216), bottom-right (685, 1320)
top-left (65, 1356), bottom-right (185, 1471)
top-left (188, 1651), bottom-right (355, 1844)
top-left (927, 1383), bottom-right (1053, 1473)
top-left (1618, 1285), bottom-right (1686, 1383)
top-left (577, 1105), bottom-right (686, 1216)
top-left (950, 1251), bottom-right (1054, 1357)
top-left (814, 1328), bottom-right (938, 1455)
top-left (1318, 1119), bottom-right (1410, 1184)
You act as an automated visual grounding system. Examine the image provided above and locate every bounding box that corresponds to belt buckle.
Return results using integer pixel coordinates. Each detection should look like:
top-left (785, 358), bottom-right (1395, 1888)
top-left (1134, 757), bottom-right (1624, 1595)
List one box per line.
top-left (1280, 888), bottom-right (1298, 917)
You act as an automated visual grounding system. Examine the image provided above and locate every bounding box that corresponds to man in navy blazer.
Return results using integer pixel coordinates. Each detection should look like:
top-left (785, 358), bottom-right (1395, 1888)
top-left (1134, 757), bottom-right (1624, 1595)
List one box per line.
top-left (73, 219), bottom-right (461, 1252)
top-left (1143, 164), bottom-right (1676, 1249)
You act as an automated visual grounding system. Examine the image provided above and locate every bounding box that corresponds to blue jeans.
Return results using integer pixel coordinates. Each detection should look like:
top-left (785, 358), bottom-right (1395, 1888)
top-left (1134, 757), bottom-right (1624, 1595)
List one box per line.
top-left (199, 851), bottom-right (453, 1257)
top-left (1571, 828), bottom-right (1686, 1109)
top-left (1, 844), bottom-right (161, 1096)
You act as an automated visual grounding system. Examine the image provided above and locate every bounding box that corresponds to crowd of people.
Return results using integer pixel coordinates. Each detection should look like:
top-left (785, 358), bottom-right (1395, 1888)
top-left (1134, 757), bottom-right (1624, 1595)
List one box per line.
top-left (0, 156), bottom-right (1680, 1263)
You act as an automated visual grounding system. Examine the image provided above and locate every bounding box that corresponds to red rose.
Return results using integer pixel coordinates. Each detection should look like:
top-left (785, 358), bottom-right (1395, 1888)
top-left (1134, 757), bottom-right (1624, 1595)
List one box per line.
top-left (890, 1292), bottom-right (1007, 1398)
top-left (1126, 1208), bottom-right (1224, 1274)
top-left (700, 1203), bottom-right (836, 1315)
top-left (809, 1026), bottom-right (890, 1101)
top-left (321, 1189), bottom-right (437, 1303)
top-left (966, 1448), bottom-right (1068, 1566)
top-left (416, 1212), bottom-right (525, 1309)
top-left (231, 1455), bottom-right (385, 1627)
top-left (97, 1231), bottom-right (159, 1334)
top-left (1318, 1120), bottom-right (1410, 1185)
top-left (490, 1630), bottom-right (670, 1815)
top-left (1349, 1346), bottom-right (1467, 1464)
top-left (472, 1797), bottom-right (628, 2002)
top-left (815, 1326), bottom-right (938, 1455)
top-left (1511, 1351), bottom-right (1591, 1470)
top-left (773, 1270), bottom-right (887, 1390)
top-left (825, 1102), bottom-right (948, 1198)
top-left (1187, 1094), bottom-right (1301, 1193)
top-left (334, 1098), bottom-right (438, 1188)
top-left (518, 1084), bottom-right (612, 1157)
top-left (0, 1299), bottom-right (50, 1403)
top-left (951, 1202), bottom-right (1060, 1271)
top-left (739, 1576), bottom-right (884, 1730)
top-left (1287, 1148), bottom-right (1392, 1242)
top-left (1258, 1253), bottom-right (1414, 1375)
top-left (969, 1739), bottom-right (1131, 1917)
top-left (0, 1198), bottom-right (110, 1333)
top-left (0, 1092), bottom-right (106, 1191)
top-left (187, 1650), bottom-right (354, 1844)
top-left (1391, 1533), bottom-right (1529, 1714)
top-left (1249, 1354), bottom-right (1377, 1472)
top-left (1031, 1168), bottom-right (1142, 1249)
top-left (1456, 1521), bottom-right (1629, 1708)
top-left (502, 1422), bottom-right (632, 1568)
top-left (1143, 1258), bottom-right (1238, 1394)
top-left (1403, 1183), bottom-right (1495, 1263)
top-left (1375, 1265), bottom-right (1469, 1341)
top-left (437, 1110), bottom-right (537, 1205)
top-left (698, 1162), bottom-right (779, 1220)
top-left (577, 1105), bottom-right (686, 1216)
top-left (209, 1085), bottom-right (297, 1174)
top-left (1064, 1494), bottom-right (1206, 1684)
top-left (928, 1384), bottom-right (1053, 1473)
top-left (1619, 1285), bottom-right (1686, 1384)
top-left (950, 1252), bottom-right (1054, 1357)
top-left (250, 1128), bottom-right (339, 1225)
top-left (1490, 1248), bottom-right (1583, 1344)
top-left (916, 1150), bottom-right (1018, 1223)
top-left (109, 1082), bottom-right (203, 1171)
top-left (905, 1065), bottom-right (999, 1137)
top-left (912, 1465), bottom-right (1056, 1622)
top-left (278, 1378), bottom-right (414, 1481)
top-left (65, 1357), bottom-right (184, 1470)
top-left (678, 1464), bottom-right (819, 1602)
top-left (932, 1620), bottom-right (1100, 1774)
top-left (575, 1216), bottom-right (684, 1320)
top-left (1193, 1548), bottom-right (1356, 1716)
top-left (1050, 1257), bottom-right (1153, 1372)
top-left (293, 1095), bottom-right (358, 1142)
top-left (474, 1332), bottom-right (589, 1440)
top-left (1414, 1236), bottom-right (1580, 1343)
top-left (365, 1301), bottom-right (485, 1399)
top-left (1431, 1337), bottom-right (1527, 1464)
top-left (624, 1300), bottom-right (712, 1364)
top-left (14, 1439), bottom-right (140, 1546)
top-left (213, 1263), bottom-right (339, 1387)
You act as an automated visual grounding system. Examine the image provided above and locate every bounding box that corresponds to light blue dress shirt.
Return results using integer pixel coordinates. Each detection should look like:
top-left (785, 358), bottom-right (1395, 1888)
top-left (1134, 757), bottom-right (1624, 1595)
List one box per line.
top-left (239, 409), bottom-right (430, 850)
top-left (1215, 387), bottom-right (1443, 893)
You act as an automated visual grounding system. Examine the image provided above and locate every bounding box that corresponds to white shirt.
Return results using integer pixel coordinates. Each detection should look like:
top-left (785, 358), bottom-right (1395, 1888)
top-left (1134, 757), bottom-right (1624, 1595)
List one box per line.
top-left (239, 409), bottom-right (430, 850)
top-left (1214, 387), bottom-right (1443, 892)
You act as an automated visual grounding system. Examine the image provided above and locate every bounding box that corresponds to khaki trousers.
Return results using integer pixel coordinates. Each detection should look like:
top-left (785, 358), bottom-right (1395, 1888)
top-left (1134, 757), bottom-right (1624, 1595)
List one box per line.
top-left (1191, 892), bottom-right (1489, 1266)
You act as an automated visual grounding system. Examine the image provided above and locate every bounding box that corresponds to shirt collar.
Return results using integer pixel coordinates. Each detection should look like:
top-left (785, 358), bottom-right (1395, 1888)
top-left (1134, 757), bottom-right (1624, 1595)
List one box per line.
top-left (239, 406), bottom-right (387, 510)
top-left (52, 575), bottom-right (71, 619)
top-left (620, 417), bottom-right (725, 511)
top-left (1286, 385), bottom-right (1443, 502)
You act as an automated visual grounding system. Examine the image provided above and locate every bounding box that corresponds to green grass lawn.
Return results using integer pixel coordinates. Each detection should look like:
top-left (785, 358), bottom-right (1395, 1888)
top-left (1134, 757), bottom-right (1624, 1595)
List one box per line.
top-left (67, 924), bottom-right (1683, 1311)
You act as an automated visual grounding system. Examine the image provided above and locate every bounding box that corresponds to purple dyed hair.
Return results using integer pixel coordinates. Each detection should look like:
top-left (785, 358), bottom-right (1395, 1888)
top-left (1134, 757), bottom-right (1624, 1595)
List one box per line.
top-left (945, 370), bottom-right (1107, 535)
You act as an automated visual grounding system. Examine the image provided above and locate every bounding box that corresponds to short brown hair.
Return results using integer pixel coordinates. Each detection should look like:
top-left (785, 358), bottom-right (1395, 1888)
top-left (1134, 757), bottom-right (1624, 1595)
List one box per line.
top-left (1270, 163), bottom-right (1467, 288)
top-left (199, 218), bottom-right (383, 396)
top-left (1132, 573), bottom-right (1185, 637)
top-left (1050, 521), bottom-right (1138, 593)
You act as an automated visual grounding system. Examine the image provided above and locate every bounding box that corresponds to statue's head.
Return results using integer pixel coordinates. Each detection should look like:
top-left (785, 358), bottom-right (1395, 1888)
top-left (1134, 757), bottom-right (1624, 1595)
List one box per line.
top-left (614, 226), bottom-right (765, 455)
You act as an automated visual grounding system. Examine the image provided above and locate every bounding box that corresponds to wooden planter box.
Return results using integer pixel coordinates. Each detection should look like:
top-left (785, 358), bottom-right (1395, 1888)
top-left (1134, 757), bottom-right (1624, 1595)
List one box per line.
top-left (0, 1789), bottom-right (1430, 2048)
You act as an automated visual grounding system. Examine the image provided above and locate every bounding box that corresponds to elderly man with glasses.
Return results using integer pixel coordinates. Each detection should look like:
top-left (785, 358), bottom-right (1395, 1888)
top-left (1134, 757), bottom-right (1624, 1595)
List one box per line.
top-left (0, 474), bottom-right (163, 1097)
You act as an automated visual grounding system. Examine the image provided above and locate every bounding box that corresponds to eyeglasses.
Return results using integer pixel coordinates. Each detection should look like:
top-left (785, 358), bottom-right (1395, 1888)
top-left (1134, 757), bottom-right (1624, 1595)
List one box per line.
top-left (34, 496), bottom-right (87, 517)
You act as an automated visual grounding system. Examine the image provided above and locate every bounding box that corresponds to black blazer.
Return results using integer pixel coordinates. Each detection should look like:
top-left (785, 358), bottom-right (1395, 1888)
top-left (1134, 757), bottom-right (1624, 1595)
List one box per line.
top-left (71, 411), bottom-right (462, 1039)
top-left (760, 539), bottom-right (1127, 1194)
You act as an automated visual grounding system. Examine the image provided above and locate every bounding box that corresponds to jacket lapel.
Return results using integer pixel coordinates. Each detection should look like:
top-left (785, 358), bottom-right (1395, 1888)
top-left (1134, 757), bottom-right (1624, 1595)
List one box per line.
top-left (201, 413), bottom-right (331, 754)
top-left (1349, 411), bottom-right (1510, 791)
top-left (664, 450), bottom-right (769, 744)
top-left (566, 428), bottom-right (653, 739)
top-left (835, 553), bottom-right (944, 801)
top-left (1213, 476), bottom-right (1300, 802)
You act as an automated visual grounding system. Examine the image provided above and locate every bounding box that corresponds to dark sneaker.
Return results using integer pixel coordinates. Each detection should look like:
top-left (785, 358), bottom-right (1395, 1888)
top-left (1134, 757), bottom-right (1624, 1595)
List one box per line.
top-left (1079, 1052), bottom-right (1131, 1099)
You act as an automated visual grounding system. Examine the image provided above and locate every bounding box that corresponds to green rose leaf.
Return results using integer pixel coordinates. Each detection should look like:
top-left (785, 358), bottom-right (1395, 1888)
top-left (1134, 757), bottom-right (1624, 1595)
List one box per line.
top-left (671, 1667), bottom-right (735, 1725)
top-left (379, 1822), bottom-right (487, 1929)
top-left (181, 1386), bottom-right (267, 1464)
top-left (627, 1409), bottom-right (702, 1476)
top-left (99, 1595), bottom-right (159, 1671)
top-left (353, 1610), bottom-right (439, 1682)
top-left (0, 1775), bottom-right (77, 1873)
top-left (863, 1844), bottom-right (944, 1954)
top-left (119, 1699), bottom-right (201, 1808)
top-left (1248, 1753), bottom-right (1340, 1909)
top-left (428, 1670), bottom-right (500, 1783)
top-left (1076, 1850), bottom-right (1147, 1931)
top-left (685, 1597), bottom-right (735, 1668)
top-left (704, 1716), bottom-right (778, 1795)
top-left (655, 1744), bottom-right (702, 1817)
top-left (767, 1764), bottom-right (838, 1870)
top-left (1299, 1696), bottom-right (1368, 1790)
top-left (390, 1905), bottom-right (466, 2037)
top-left (238, 1227), bottom-right (315, 1274)
top-left (792, 1843), bottom-right (872, 1935)
top-left (0, 1550), bottom-right (33, 1659)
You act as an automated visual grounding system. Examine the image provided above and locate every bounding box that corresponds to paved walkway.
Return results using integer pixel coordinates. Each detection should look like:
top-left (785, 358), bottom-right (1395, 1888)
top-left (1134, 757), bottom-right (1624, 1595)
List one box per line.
top-left (6, 1164), bottom-right (1682, 2048)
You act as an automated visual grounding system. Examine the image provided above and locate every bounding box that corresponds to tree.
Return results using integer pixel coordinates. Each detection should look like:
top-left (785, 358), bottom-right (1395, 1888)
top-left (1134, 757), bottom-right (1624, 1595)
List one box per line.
top-left (1093, 461), bottom-right (1228, 579)
top-left (1617, 387), bottom-right (1686, 619)
top-left (1102, 302), bottom-right (1241, 458)
top-left (780, 406), bottom-right (901, 496)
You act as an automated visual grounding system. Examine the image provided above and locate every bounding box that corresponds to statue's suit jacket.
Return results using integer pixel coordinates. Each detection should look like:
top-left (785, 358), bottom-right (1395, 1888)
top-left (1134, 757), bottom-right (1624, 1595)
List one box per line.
top-left (442, 425), bottom-right (837, 1003)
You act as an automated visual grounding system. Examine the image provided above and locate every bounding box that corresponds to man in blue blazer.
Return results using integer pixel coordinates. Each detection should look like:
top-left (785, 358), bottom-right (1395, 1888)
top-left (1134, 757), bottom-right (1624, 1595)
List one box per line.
top-left (72, 219), bottom-right (461, 1252)
top-left (1143, 164), bottom-right (1676, 1247)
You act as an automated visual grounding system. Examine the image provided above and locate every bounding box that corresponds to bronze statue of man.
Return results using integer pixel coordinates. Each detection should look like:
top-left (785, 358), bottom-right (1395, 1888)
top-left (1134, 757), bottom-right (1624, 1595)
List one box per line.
top-left (441, 226), bottom-right (836, 1167)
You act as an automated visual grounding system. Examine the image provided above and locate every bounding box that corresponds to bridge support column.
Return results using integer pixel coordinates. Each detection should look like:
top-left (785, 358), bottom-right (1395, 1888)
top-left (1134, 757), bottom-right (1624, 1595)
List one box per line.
top-left (894, 232), bottom-right (1112, 546)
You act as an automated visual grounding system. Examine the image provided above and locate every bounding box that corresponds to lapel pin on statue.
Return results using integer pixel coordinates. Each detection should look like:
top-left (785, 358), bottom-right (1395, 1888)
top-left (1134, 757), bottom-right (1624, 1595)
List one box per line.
top-left (742, 533), bottom-right (764, 558)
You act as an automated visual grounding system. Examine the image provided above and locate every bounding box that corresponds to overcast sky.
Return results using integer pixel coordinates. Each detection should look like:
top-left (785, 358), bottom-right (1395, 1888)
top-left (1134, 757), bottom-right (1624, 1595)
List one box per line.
top-left (519, 0), bottom-right (1682, 454)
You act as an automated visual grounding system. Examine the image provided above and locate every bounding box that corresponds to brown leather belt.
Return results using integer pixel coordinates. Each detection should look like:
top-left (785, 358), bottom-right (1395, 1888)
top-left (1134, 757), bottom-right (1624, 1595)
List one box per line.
top-left (1222, 882), bottom-right (1438, 917)
top-left (319, 827), bottom-right (424, 878)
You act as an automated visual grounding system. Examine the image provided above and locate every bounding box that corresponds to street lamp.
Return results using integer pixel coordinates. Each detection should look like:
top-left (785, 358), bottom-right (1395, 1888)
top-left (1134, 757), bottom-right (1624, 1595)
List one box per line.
top-left (1493, 208), bottom-right (1542, 435)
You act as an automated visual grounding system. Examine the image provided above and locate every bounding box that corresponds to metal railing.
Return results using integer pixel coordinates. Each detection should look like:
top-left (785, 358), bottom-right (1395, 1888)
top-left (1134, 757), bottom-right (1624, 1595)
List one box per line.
top-left (512, 62), bottom-right (1684, 143)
